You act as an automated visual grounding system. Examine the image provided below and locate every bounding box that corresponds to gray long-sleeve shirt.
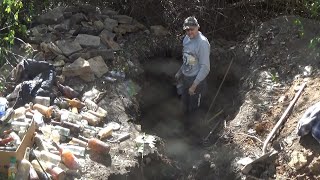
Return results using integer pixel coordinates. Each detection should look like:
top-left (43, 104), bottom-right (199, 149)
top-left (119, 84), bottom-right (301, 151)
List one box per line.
top-left (178, 32), bottom-right (210, 86)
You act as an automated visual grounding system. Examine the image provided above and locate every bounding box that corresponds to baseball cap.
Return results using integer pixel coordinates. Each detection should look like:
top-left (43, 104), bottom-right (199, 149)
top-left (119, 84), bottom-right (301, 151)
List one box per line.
top-left (183, 16), bottom-right (199, 30)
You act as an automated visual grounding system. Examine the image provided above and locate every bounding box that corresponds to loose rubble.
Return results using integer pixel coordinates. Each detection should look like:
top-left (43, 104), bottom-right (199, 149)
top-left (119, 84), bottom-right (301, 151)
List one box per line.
top-left (0, 4), bottom-right (169, 179)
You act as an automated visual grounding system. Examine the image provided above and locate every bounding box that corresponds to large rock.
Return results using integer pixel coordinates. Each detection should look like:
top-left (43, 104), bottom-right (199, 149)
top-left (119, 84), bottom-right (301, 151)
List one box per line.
top-left (112, 15), bottom-right (133, 24)
top-left (114, 24), bottom-right (138, 35)
top-left (69, 49), bottom-right (114, 62)
top-left (94, 21), bottom-right (105, 32)
top-left (36, 7), bottom-right (65, 25)
top-left (104, 18), bottom-right (118, 31)
top-left (100, 30), bottom-right (120, 50)
top-left (70, 13), bottom-right (87, 28)
top-left (99, 29), bottom-right (115, 40)
top-left (87, 56), bottom-right (109, 78)
top-left (40, 42), bottom-right (63, 55)
top-left (75, 34), bottom-right (101, 48)
top-left (62, 57), bottom-right (93, 77)
top-left (150, 25), bottom-right (169, 36)
top-left (79, 73), bottom-right (95, 82)
top-left (101, 8), bottom-right (118, 16)
top-left (56, 40), bottom-right (83, 56)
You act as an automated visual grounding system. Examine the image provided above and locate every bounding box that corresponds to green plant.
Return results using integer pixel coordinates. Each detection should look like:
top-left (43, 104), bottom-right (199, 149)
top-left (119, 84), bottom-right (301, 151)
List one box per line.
top-left (0, 0), bottom-right (32, 66)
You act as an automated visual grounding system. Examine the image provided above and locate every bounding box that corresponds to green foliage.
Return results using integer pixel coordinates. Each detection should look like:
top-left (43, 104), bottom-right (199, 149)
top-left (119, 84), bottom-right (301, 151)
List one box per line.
top-left (0, 0), bottom-right (32, 66)
top-left (293, 18), bottom-right (304, 38)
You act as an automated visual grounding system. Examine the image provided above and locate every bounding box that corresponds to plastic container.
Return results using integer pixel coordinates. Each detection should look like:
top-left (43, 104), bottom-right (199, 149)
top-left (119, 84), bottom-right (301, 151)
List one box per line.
top-left (0, 97), bottom-right (7, 118)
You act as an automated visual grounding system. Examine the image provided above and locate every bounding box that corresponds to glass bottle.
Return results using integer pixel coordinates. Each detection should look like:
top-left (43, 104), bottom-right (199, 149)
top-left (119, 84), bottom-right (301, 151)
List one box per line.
top-left (32, 104), bottom-right (53, 118)
top-left (33, 150), bottom-right (61, 166)
top-left (8, 157), bottom-right (17, 180)
top-left (98, 126), bottom-right (113, 139)
top-left (57, 82), bottom-right (79, 99)
top-left (88, 138), bottom-right (111, 154)
top-left (16, 147), bottom-right (33, 180)
top-left (53, 142), bottom-right (80, 170)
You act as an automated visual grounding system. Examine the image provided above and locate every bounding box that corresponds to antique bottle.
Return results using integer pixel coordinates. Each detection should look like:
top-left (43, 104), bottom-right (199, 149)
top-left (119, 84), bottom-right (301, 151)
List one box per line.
top-left (31, 160), bottom-right (51, 180)
top-left (88, 138), bottom-right (111, 154)
top-left (0, 136), bottom-right (14, 146)
top-left (33, 104), bottom-right (53, 118)
top-left (57, 82), bottom-right (79, 99)
top-left (33, 150), bottom-right (61, 165)
top-left (98, 126), bottom-right (113, 139)
top-left (63, 98), bottom-right (85, 109)
top-left (53, 142), bottom-right (80, 170)
top-left (46, 162), bottom-right (66, 180)
top-left (82, 112), bottom-right (101, 126)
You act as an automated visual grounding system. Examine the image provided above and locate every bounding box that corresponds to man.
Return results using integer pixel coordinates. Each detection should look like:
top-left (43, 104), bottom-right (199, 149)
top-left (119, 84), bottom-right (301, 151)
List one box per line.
top-left (175, 16), bottom-right (211, 118)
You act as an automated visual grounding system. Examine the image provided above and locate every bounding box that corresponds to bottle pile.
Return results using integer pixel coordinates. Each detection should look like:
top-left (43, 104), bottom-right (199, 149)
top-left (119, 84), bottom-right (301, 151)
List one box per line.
top-left (0, 82), bottom-right (131, 179)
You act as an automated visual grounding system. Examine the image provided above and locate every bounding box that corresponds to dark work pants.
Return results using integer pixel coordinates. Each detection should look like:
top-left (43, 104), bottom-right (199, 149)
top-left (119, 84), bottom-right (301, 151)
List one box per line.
top-left (181, 75), bottom-right (207, 114)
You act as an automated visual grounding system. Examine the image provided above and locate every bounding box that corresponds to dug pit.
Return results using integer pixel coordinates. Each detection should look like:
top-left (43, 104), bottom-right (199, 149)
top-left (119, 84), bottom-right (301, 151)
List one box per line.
top-left (135, 54), bottom-right (245, 179)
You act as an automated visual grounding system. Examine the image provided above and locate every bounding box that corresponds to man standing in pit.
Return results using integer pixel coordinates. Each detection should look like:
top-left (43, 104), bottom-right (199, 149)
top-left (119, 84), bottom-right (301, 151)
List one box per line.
top-left (175, 16), bottom-right (211, 127)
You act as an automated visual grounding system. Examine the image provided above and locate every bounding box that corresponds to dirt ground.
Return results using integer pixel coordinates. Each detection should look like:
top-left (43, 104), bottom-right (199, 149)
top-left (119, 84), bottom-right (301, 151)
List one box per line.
top-left (3, 10), bottom-right (320, 179)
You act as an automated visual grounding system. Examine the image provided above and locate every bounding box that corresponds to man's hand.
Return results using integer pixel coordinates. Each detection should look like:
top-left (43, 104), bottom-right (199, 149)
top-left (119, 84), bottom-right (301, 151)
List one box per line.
top-left (175, 72), bottom-right (182, 81)
top-left (188, 83), bottom-right (197, 95)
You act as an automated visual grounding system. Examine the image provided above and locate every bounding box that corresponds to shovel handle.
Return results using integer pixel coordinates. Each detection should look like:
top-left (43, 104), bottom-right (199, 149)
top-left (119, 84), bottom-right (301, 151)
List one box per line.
top-left (262, 83), bottom-right (306, 154)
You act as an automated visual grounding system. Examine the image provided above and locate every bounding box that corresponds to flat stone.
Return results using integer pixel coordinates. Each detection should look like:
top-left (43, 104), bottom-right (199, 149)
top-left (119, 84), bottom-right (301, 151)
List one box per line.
top-left (79, 72), bottom-right (95, 82)
top-left (100, 29), bottom-right (115, 40)
top-left (62, 57), bottom-right (93, 77)
top-left (104, 18), bottom-right (118, 31)
top-left (74, 34), bottom-right (100, 48)
top-left (56, 40), bottom-right (83, 56)
top-left (53, 59), bottom-right (65, 67)
top-left (36, 7), bottom-right (65, 25)
top-left (114, 24), bottom-right (138, 34)
top-left (68, 52), bottom-right (88, 62)
top-left (87, 56), bottom-right (109, 78)
top-left (112, 15), bottom-right (133, 24)
top-left (100, 30), bottom-right (120, 50)
top-left (70, 13), bottom-right (87, 28)
top-left (47, 42), bottom-right (63, 55)
top-left (87, 49), bottom-right (114, 60)
top-left (101, 9), bottom-right (118, 16)
top-left (150, 25), bottom-right (169, 36)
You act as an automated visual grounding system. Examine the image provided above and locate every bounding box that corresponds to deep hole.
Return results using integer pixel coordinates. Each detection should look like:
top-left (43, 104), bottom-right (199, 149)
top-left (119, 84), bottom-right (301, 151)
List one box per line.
top-left (136, 55), bottom-right (243, 179)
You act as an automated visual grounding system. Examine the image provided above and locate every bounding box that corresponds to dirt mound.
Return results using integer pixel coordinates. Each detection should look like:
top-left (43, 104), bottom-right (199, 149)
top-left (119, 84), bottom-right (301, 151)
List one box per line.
top-left (228, 15), bottom-right (320, 179)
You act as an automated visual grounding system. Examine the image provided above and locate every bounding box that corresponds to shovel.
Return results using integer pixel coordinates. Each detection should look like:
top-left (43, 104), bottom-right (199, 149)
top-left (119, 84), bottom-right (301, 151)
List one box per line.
top-left (242, 82), bottom-right (307, 174)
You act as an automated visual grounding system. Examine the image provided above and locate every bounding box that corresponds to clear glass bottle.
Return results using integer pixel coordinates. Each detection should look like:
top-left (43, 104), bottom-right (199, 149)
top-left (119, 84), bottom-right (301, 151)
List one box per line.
top-left (60, 144), bottom-right (86, 157)
top-left (16, 147), bottom-right (32, 180)
top-left (33, 150), bottom-right (61, 166)
top-left (52, 125), bottom-right (70, 137)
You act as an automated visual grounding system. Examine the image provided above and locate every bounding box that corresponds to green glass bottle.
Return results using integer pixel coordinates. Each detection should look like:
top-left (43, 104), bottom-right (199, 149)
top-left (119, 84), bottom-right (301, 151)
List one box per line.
top-left (8, 157), bottom-right (17, 180)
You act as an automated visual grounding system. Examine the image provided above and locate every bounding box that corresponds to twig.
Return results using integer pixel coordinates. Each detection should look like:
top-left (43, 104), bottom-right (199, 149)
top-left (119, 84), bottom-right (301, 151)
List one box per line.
top-left (235, 132), bottom-right (263, 143)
